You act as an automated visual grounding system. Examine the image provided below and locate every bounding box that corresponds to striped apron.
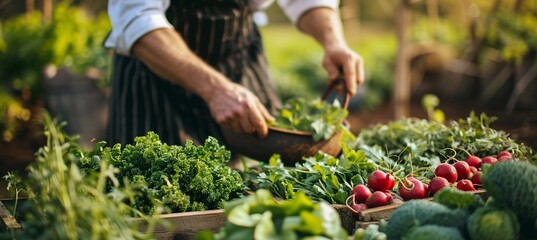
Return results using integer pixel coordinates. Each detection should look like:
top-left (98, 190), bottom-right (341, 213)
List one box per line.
top-left (106, 0), bottom-right (280, 147)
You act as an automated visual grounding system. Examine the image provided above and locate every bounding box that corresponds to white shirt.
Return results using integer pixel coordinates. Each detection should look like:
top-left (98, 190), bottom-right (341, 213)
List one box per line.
top-left (105, 0), bottom-right (339, 56)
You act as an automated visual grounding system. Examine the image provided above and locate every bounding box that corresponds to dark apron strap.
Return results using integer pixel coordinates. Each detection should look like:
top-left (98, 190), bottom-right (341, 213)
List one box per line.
top-left (106, 0), bottom-right (280, 147)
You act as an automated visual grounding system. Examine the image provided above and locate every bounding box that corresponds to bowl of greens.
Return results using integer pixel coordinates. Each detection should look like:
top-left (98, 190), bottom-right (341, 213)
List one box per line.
top-left (222, 79), bottom-right (350, 165)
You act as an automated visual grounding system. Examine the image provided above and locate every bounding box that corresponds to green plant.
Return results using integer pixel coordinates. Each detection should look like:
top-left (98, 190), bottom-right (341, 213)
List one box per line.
top-left (1, 114), bottom-right (159, 239)
top-left (0, 89), bottom-right (31, 141)
top-left (78, 132), bottom-right (246, 214)
top-left (269, 97), bottom-right (348, 141)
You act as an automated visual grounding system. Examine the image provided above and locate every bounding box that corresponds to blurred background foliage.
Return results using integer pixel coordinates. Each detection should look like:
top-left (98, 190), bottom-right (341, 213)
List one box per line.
top-left (0, 0), bottom-right (536, 144)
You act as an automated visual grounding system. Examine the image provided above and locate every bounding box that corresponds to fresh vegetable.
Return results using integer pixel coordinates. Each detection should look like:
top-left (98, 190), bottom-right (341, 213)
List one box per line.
top-left (402, 225), bottom-right (464, 240)
top-left (354, 224), bottom-right (387, 240)
top-left (465, 156), bottom-right (482, 169)
top-left (352, 184), bottom-right (373, 203)
top-left (386, 200), bottom-right (467, 240)
top-left (353, 113), bottom-right (533, 182)
top-left (428, 177), bottom-right (451, 196)
top-left (79, 132), bottom-right (245, 214)
top-left (456, 180), bottom-right (476, 191)
top-left (482, 161), bottom-right (537, 227)
top-left (352, 203), bottom-right (368, 212)
top-left (199, 189), bottom-right (348, 240)
top-left (432, 187), bottom-right (484, 211)
top-left (497, 151), bottom-right (512, 159)
top-left (252, 145), bottom-right (376, 205)
top-left (268, 97), bottom-right (348, 141)
top-left (466, 206), bottom-right (520, 240)
top-left (398, 177), bottom-right (427, 200)
top-left (435, 163), bottom-right (458, 183)
top-left (481, 156), bottom-right (497, 165)
top-left (367, 170), bottom-right (396, 192)
top-left (453, 161), bottom-right (471, 180)
top-left (1, 115), bottom-right (159, 239)
top-left (470, 172), bottom-right (482, 185)
top-left (365, 191), bottom-right (391, 208)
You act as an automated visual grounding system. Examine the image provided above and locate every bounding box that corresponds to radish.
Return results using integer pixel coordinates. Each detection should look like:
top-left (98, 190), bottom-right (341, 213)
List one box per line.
top-left (365, 191), bottom-right (391, 207)
top-left (470, 171), bottom-right (483, 185)
top-left (469, 166), bottom-right (478, 174)
top-left (497, 151), bottom-right (512, 159)
top-left (481, 156), bottom-right (497, 165)
top-left (497, 155), bottom-right (512, 162)
top-left (465, 155), bottom-right (482, 169)
top-left (367, 170), bottom-right (396, 191)
top-left (352, 184), bottom-right (372, 203)
top-left (428, 176), bottom-right (451, 196)
top-left (456, 179), bottom-right (476, 191)
top-left (398, 177), bottom-right (427, 200)
top-left (351, 202), bottom-right (368, 212)
top-left (435, 163), bottom-right (458, 183)
top-left (453, 161), bottom-right (471, 180)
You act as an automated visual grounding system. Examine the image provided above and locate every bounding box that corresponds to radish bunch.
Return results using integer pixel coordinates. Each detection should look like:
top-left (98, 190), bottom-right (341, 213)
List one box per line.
top-left (429, 150), bottom-right (513, 195)
top-left (348, 170), bottom-right (397, 212)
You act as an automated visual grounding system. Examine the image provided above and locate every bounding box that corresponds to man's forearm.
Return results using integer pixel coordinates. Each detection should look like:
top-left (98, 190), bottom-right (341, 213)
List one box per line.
top-left (297, 7), bottom-right (347, 49)
top-left (131, 28), bottom-right (230, 102)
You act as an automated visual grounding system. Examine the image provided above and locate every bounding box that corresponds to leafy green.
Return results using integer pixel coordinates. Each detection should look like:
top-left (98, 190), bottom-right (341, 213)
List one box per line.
top-left (249, 145), bottom-right (376, 204)
top-left (269, 97), bottom-right (348, 141)
top-left (433, 187), bottom-right (484, 212)
top-left (198, 189), bottom-right (348, 240)
top-left (79, 132), bottom-right (245, 214)
top-left (1, 114), bottom-right (159, 239)
top-left (352, 112), bottom-right (534, 179)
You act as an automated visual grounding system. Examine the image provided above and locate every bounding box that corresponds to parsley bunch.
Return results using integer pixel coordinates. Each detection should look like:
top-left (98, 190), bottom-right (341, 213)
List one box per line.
top-left (79, 132), bottom-right (245, 214)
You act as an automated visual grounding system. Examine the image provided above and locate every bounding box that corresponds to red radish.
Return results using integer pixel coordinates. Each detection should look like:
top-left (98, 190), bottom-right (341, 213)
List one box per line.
top-left (423, 183), bottom-right (429, 196)
top-left (428, 177), bottom-right (451, 196)
top-left (497, 155), bottom-right (512, 161)
top-left (352, 184), bottom-right (372, 203)
top-left (384, 191), bottom-right (394, 203)
top-left (456, 179), bottom-right (476, 191)
top-left (470, 172), bottom-right (483, 185)
top-left (497, 151), bottom-right (512, 159)
top-left (351, 203), bottom-right (368, 212)
top-left (398, 177), bottom-right (427, 200)
top-left (482, 156), bottom-right (497, 165)
top-left (365, 191), bottom-right (391, 207)
top-left (367, 170), bottom-right (396, 191)
top-left (453, 161), bottom-right (471, 180)
top-left (435, 163), bottom-right (458, 183)
top-left (465, 155), bottom-right (482, 169)
top-left (469, 166), bottom-right (478, 174)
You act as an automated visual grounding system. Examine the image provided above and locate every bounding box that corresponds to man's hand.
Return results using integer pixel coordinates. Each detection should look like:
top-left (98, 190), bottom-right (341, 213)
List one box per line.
top-left (297, 7), bottom-right (365, 95)
top-left (206, 82), bottom-right (275, 138)
top-left (322, 44), bottom-right (364, 95)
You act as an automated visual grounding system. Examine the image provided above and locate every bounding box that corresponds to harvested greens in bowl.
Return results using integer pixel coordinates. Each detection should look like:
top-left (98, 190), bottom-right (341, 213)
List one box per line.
top-left (269, 97), bottom-right (349, 141)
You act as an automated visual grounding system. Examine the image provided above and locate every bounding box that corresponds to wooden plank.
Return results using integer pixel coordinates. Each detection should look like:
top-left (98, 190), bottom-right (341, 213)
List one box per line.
top-left (0, 200), bottom-right (21, 231)
top-left (140, 209), bottom-right (226, 240)
top-left (358, 202), bottom-right (404, 222)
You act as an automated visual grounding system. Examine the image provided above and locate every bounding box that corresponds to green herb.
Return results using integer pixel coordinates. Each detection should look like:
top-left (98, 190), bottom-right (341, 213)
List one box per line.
top-left (249, 145), bottom-right (376, 204)
top-left (1, 114), bottom-right (159, 239)
top-left (79, 132), bottom-right (246, 214)
top-left (269, 97), bottom-right (348, 141)
top-left (351, 112), bottom-right (534, 179)
top-left (197, 189), bottom-right (348, 240)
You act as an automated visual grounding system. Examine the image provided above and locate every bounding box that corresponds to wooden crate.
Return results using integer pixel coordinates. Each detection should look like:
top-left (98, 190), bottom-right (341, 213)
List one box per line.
top-left (141, 209), bottom-right (226, 240)
top-left (0, 200), bottom-right (21, 232)
top-left (0, 198), bottom-right (224, 240)
top-left (353, 189), bottom-right (488, 229)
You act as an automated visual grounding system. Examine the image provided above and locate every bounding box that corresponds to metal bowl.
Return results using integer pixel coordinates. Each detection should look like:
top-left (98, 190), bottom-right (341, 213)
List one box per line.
top-left (222, 78), bottom-right (350, 166)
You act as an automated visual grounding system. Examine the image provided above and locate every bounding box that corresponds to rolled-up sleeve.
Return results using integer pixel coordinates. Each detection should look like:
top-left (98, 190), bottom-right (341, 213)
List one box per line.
top-left (277, 0), bottom-right (339, 24)
top-left (104, 0), bottom-right (173, 56)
